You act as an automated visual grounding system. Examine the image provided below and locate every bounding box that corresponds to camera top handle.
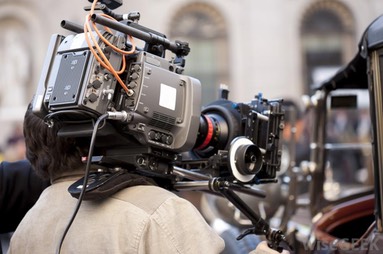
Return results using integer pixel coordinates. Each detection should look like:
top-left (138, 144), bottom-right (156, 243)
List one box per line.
top-left (91, 13), bottom-right (190, 60)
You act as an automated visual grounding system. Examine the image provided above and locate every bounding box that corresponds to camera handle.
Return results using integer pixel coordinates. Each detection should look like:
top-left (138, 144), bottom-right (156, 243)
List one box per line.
top-left (91, 13), bottom-right (190, 58)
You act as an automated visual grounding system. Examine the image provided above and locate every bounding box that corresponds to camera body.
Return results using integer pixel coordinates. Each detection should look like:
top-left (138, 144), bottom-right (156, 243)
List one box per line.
top-left (33, 32), bottom-right (201, 154)
top-left (32, 6), bottom-right (284, 184)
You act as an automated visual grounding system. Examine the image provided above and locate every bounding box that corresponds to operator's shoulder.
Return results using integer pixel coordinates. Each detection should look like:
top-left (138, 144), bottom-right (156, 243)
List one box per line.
top-left (111, 185), bottom-right (184, 213)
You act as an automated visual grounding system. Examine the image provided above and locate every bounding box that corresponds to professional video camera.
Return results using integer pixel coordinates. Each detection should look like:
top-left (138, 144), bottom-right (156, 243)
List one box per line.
top-left (32, 0), bottom-right (290, 251)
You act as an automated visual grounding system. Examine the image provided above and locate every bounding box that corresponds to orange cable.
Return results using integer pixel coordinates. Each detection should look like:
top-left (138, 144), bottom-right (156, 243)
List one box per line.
top-left (84, 16), bottom-right (129, 93)
top-left (84, 0), bottom-right (136, 93)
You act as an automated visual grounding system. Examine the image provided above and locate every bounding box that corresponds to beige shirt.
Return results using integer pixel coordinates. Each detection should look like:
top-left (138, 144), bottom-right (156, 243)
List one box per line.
top-left (8, 178), bottom-right (224, 254)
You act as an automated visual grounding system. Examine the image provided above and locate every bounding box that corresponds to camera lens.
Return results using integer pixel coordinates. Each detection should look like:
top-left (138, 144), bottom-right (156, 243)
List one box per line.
top-left (194, 113), bottom-right (229, 152)
top-left (193, 100), bottom-right (242, 157)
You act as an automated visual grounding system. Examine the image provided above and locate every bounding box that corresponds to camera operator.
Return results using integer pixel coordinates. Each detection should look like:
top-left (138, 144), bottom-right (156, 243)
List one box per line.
top-left (8, 103), bottom-right (225, 253)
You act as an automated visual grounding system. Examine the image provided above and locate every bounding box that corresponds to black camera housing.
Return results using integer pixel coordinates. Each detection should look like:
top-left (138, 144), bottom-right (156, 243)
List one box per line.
top-left (32, 4), bottom-right (284, 185)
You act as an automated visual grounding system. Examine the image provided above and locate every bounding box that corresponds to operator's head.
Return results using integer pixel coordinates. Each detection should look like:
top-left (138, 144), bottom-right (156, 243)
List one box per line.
top-left (23, 103), bottom-right (87, 180)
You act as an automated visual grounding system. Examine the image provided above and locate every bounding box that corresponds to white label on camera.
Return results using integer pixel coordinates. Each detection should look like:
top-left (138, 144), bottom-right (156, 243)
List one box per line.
top-left (71, 32), bottom-right (96, 50)
top-left (71, 33), bottom-right (86, 50)
top-left (159, 84), bottom-right (176, 110)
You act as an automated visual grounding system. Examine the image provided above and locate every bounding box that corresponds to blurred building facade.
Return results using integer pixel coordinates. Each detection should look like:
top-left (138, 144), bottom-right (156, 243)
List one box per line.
top-left (0, 0), bottom-right (383, 150)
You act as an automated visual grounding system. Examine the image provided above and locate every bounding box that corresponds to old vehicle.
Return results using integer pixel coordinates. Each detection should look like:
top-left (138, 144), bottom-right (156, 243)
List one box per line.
top-left (284, 14), bottom-right (383, 253)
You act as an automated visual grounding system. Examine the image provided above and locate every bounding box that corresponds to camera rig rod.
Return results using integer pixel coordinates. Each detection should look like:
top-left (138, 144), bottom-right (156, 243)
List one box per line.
top-left (217, 187), bottom-right (291, 253)
top-left (174, 178), bottom-right (267, 198)
top-left (172, 166), bottom-right (267, 197)
top-left (90, 13), bottom-right (189, 57)
top-left (171, 166), bottom-right (291, 251)
top-left (172, 166), bottom-right (211, 181)
top-left (61, 20), bottom-right (84, 34)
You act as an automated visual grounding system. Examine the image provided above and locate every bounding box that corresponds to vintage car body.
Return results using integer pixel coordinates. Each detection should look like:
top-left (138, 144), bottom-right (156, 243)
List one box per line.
top-left (300, 14), bottom-right (383, 254)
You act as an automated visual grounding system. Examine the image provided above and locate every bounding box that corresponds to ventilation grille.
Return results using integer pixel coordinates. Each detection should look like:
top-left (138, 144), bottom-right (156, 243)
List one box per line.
top-left (149, 111), bottom-right (176, 131)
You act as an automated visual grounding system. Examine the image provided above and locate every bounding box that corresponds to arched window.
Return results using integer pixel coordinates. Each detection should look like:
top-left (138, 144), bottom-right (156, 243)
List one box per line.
top-left (300, 1), bottom-right (355, 93)
top-left (169, 3), bottom-right (229, 106)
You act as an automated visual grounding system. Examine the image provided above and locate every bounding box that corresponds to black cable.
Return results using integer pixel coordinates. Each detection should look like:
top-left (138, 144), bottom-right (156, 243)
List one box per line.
top-left (44, 110), bottom-right (99, 124)
top-left (56, 113), bottom-right (108, 254)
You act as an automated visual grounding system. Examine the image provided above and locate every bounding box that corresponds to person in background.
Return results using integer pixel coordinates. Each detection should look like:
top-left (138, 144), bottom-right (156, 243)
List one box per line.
top-left (280, 99), bottom-right (311, 172)
top-left (0, 160), bottom-right (49, 233)
top-left (1, 126), bottom-right (26, 162)
top-left (0, 159), bottom-right (49, 254)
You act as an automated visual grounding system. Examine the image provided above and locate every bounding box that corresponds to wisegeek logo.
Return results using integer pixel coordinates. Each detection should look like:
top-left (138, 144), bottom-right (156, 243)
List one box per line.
top-left (304, 236), bottom-right (383, 252)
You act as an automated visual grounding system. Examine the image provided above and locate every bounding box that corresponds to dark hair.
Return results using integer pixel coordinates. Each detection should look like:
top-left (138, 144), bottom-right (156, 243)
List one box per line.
top-left (23, 104), bottom-right (86, 180)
